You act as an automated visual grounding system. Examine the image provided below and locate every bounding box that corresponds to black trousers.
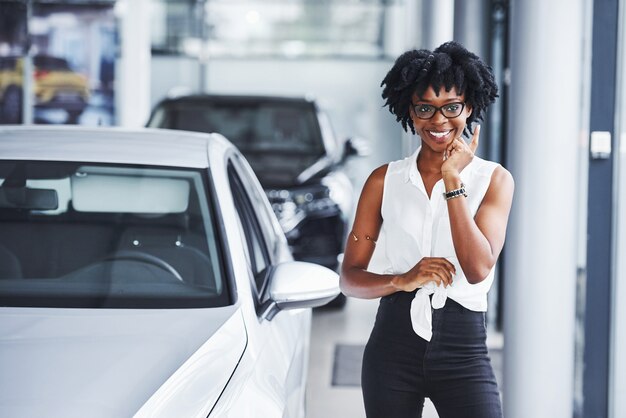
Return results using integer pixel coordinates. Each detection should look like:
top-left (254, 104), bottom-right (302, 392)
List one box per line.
top-left (361, 291), bottom-right (503, 418)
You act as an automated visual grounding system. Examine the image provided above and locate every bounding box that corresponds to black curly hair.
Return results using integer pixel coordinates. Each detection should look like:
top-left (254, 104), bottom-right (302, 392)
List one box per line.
top-left (381, 41), bottom-right (498, 136)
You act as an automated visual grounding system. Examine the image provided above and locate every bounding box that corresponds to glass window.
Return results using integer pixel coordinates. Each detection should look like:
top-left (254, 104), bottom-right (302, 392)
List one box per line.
top-left (154, 100), bottom-right (324, 155)
top-left (0, 161), bottom-right (229, 309)
top-left (0, 2), bottom-right (117, 126)
top-left (150, 0), bottom-right (386, 58)
top-left (228, 162), bottom-right (271, 296)
top-left (234, 155), bottom-right (282, 255)
top-left (151, 0), bottom-right (203, 55)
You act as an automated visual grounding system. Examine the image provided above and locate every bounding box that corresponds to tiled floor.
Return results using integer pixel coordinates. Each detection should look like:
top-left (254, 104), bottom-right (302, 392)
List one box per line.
top-left (306, 296), bottom-right (503, 418)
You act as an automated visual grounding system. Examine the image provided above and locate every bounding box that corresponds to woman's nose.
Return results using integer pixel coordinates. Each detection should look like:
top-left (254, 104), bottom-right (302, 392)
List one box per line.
top-left (431, 109), bottom-right (448, 124)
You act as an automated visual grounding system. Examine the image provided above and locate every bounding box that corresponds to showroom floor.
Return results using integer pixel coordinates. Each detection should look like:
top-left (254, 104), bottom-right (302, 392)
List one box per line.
top-left (306, 296), bottom-right (504, 418)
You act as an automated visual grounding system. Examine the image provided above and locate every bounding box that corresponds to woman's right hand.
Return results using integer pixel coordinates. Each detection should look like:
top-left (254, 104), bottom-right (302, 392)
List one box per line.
top-left (391, 257), bottom-right (456, 292)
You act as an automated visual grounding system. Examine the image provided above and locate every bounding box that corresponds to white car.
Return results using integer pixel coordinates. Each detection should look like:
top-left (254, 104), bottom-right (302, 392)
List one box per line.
top-left (0, 126), bottom-right (340, 417)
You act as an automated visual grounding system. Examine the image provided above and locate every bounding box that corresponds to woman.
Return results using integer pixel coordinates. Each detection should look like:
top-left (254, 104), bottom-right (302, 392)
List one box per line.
top-left (340, 41), bottom-right (514, 418)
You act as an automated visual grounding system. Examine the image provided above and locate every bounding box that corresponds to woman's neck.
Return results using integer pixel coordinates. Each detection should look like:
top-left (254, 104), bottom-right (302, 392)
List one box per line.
top-left (416, 145), bottom-right (444, 175)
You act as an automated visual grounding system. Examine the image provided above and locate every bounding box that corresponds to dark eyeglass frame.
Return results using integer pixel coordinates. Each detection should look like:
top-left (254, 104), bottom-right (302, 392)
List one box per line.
top-left (412, 102), bottom-right (466, 120)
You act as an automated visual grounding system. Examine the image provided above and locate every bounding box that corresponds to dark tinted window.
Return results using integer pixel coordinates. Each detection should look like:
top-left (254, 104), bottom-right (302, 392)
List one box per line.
top-left (33, 55), bottom-right (70, 71)
top-left (153, 100), bottom-right (324, 156)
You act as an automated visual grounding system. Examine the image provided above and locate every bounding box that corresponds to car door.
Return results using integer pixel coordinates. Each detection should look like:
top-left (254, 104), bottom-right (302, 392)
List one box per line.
top-left (227, 154), bottom-right (310, 418)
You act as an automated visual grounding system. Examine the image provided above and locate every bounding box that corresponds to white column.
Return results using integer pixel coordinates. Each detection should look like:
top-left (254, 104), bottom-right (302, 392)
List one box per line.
top-left (22, 4), bottom-right (33, 125)
top-left (453, 0), bottom-right (487, 58)
top-left (421, 0), bottom-right (455, 50)
top-left (22, 55), bottom-right (33, 124)
top-left (115, 0), bottom-right (151, 127)
top-left (384, 1), bottom-right (414, 57)
top-left (612, 134), bottom-right (626, 418)
top-left (610, 2), bottom-right (626, 416)
top-left (503, 1), bottom-right (587, 417)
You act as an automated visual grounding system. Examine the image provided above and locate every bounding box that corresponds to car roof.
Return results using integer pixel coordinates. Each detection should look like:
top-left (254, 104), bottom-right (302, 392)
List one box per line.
top-left (0, 126), bottom-right (231, 168)
top-left (157, 93), bottom-right (317, 107)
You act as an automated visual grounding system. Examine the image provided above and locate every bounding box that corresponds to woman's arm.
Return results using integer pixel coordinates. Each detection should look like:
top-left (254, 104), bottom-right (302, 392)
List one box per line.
top-left (440, 126), bottom-right (515, 284)
top-left (443, 166), bottom-right (515, 284)
top-left (340, 165), bottom-right (456, 298)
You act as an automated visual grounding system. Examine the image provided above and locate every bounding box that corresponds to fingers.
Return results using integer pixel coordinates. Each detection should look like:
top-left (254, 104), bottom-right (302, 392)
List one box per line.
top-left (421, 256), bottom-right (455, 273)
top-left (422, 266), bottom-right (454, 287)
top-left (402, 257), bottom-right (458, 290)
top-left (418, 257), bottom-right (456, 287)
top-left (469, 124), bottom-right (480, 153)
top-left (447, 138), bottom-right (466, 156)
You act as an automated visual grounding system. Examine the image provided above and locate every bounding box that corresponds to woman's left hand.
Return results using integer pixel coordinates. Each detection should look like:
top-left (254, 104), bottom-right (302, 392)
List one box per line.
top-left (441, 125), bottom-right (480, 177)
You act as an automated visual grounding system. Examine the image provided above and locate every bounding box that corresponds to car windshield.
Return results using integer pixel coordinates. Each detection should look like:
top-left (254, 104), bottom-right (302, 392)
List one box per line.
top-left (0, 161), bottom-right (229, 309)
top-left (153, 100), bottom-right (325, 155)
top-left (33, 56), bottom-right (71, 71)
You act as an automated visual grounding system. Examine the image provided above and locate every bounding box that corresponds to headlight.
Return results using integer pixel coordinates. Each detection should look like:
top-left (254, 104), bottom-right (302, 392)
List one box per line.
top-left (266, 185), bottom-right (338, 233)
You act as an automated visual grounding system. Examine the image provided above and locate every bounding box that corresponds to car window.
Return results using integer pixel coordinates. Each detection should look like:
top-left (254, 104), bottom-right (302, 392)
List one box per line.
top-left (227, 162), bottom-right (271, 298)
top-left (0, 161), bottom-right (229, 309)
top-left (232, 154), bottom-right (280, 255)
top-left (153, 100), bottom-right (325, 156)
top-left (33, 55), bottom-right (71, 71)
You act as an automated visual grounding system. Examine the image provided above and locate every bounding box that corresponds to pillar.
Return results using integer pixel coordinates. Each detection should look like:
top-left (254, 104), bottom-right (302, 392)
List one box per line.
top-left (503, 0), bottom-right (587, 416)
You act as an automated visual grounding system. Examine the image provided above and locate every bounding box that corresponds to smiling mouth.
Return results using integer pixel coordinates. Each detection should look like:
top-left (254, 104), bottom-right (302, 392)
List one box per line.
top-left (427, 130), bottom-right (452, 139)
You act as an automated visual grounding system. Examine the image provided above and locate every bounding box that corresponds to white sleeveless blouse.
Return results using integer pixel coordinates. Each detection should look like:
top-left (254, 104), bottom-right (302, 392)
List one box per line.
top-left (380, 147), bottom-right (500, 341)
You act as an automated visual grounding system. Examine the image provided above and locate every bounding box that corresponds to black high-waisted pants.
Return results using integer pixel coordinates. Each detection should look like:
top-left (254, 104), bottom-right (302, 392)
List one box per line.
top-left (361, 291), bottom-right (503, 418)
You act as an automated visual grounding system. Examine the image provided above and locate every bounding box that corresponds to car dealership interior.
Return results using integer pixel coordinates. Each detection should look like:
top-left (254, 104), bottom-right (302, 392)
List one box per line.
top-left (2, 0), bottom-right (626, 417)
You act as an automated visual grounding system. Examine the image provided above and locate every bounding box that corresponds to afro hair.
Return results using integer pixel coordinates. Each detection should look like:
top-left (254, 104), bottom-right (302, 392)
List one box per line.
top-left (381, 41), bottom-right (498, 136)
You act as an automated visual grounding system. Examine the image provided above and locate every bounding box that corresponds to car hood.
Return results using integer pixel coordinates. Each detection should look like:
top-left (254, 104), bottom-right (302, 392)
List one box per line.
top-left (38, 71), bottom-right (88, 89)
top-left (0, 305), bottom-right (245, 418)
top-left (244, 152), bottom-right (332, 188)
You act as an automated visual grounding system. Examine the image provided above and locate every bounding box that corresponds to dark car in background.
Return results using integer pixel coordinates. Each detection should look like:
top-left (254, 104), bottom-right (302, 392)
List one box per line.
top-left (148, 94), bottom-right (365, 306)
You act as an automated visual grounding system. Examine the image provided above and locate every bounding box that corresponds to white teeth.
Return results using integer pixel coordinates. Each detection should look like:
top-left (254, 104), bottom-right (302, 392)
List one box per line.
top-left (429, 130), bottom-right (450, 138)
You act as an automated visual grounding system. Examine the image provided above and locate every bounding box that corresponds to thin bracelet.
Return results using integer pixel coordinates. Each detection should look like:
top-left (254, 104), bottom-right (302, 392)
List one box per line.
top-left (351, 231), bottom-right (377, 245)
top-left (443, 183), bottom-right (467, 200)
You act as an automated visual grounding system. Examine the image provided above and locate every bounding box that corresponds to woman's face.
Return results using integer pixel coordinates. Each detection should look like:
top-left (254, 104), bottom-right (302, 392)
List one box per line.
top-left (410, 85), bottom-right (472, 153)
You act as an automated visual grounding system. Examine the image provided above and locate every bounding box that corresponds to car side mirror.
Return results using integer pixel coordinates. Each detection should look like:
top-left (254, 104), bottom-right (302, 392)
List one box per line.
top-left (342, 137), bottom-right (370, 161)
top-left (262, 261), bottom-right (340, 320)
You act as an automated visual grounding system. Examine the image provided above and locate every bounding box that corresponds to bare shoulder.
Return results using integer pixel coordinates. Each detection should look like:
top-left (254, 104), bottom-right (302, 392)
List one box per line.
top-left (490, 165), bottom-right (514, 191)
top-left (359, 164), bottom-right (387, 206)
top-left (368, 164), bottom-right (389, 184)
top-left (484, 165), bottom-right (514, 204)
top-left (361, 164), bottom-right (389, 196)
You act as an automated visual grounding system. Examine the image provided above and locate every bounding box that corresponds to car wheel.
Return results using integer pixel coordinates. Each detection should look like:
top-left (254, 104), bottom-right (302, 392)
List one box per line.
top-left (1, 87), bottom-right (23, 124)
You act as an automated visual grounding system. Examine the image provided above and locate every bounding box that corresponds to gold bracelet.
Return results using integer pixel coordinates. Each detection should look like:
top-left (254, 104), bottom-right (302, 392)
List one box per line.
top-left (351, 231), bottom-right (377, 245)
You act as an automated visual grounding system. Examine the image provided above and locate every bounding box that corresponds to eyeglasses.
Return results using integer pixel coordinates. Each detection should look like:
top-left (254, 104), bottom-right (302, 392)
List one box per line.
top-left (412, 102), bottom-right (465, 120)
